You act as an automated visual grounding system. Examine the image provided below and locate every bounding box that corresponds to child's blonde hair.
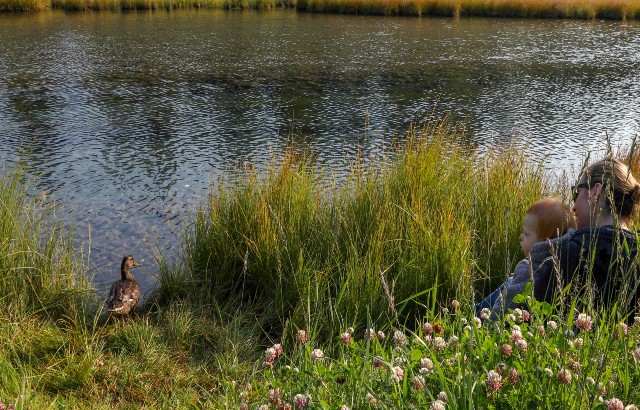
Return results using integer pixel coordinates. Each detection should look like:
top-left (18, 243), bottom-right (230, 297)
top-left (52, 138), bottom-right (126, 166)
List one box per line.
top-left (526, 197), bottom-right (576, 240)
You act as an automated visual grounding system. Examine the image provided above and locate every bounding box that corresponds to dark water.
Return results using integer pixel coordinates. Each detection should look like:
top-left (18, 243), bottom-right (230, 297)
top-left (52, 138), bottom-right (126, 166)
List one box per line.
top-left (1, 9), bottom-right (639, 297)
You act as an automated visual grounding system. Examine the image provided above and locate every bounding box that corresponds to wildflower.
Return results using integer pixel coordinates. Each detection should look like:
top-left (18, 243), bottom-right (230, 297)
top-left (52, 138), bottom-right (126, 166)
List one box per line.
top-left (464, 325), bottom-right (472, 332)
top-left (522, 309), bottom-right (531, 322)
top-left (507, 313), bottom-right (516, 322)
top-left (239, 404), bottom-right (248, 410)
top-left (394, 356), bottom-right (405, 366)
top-left (393, 330), bottom-right (408, 346)
top-left (269, 388), bottom-right (282, 405)
top-left (433, 337), bottom-right (446, 351)
top-left (297, 330), bottom-right (308, 344)
top-left (473, 317), bottom-right (482, 328)
top-left (365, 392), bottom-right (377, 405)
top-left (624, 405), bottom-right (639, 410)
top-left (364, 328), bottom-right (376, 341)
top-left (486, 370), bottom-right (503, 391)
top-left (377, 330), bottom-right (386, 340)
top-left (422, 322), bottom-right (433, 334)
top-left (547, 320), bottom-right (558, 331)
top-left (340, 406), bottom-right (351, 410)
top-left (423, 334), bottom-right (433, 343)
top-left (412, 375), bottom-right (426, 391)
top-left (391, 366), bottom-right (404, 382)
top-left (461, 318), bottom-right (468, 326)
top-left (442, 307), bottom-right (449, 315)
top-left (293, 394), bottom-right (309, 409)
top-left (607, 398), bottom-right (624, 410)
top-left (447, 335), bottom-right (459, 347)
top-left (265, 347), bottom-right (277, 362)
top-left (347, 326), bottom-right (354, 333)
top-left (544, 368), bottom-right (553, 377)
top-left (451, 300), bottom-right (460, 310)
top-left (568, 358), bottom-right (581, 372)
top-left (513, 308), bottom-right (524, 323)
top-left (510, 329), bottom-right (523, 343)
top-left (311, 349), bottom-right (324, 362)
top-left (480, 308), bottom-right (490, 320)
top-left (537, 325), bottom-right (546, 335)
top-left (373, 356), bottom-right (384, 367)
top-left (501, 343), bottom-right (512, 356)
top-left (632, 348), bottom-right (640, 362)
top-left (634, 316), bottom-right (640, 326)
top-left (574, 313), bottom-right (593, 331)
top-left (515, 339), bottom-right (527, 352)
top-left (574, 337), bottom-right (584, 349)
top-left (433, 322), bottom-right (444, 334)
top-left (341, 332), bottom-right (352, 345)
top-left (257, 405), bottom-right (269, 410)
top-left (437, 391), bottom-right (448, 402)
top-left (419, 357), bottom-right (434, 373)
top-left (557, 368), bottom-right (572, 384)
top-left (273, 343), bottom-right (283, 357)
top-left (507, 368), bottom-right (519, 384)
top-left (429, 400), bottom-right (446, 410)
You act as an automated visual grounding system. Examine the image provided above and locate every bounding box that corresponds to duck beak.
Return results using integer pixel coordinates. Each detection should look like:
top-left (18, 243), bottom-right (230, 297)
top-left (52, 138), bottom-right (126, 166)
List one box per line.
top-left (133, 261), bottom-right (141, 267)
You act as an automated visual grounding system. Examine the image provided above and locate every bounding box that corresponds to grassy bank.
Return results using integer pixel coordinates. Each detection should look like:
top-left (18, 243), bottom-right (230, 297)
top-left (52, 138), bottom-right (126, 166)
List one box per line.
top-left (2, 0), bottom-right (640, 18)
top-left (1, 122), bottom-right (640, 408)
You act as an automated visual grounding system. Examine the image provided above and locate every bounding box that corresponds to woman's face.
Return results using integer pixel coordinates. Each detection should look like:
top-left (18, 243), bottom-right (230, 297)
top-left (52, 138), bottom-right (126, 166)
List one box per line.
top-left (572, 178), bottom-right (602, 229)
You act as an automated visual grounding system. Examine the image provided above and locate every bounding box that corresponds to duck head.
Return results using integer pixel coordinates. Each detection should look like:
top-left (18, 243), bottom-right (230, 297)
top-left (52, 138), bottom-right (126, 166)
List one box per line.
top-left (120, 255), bottom-right (141, 280)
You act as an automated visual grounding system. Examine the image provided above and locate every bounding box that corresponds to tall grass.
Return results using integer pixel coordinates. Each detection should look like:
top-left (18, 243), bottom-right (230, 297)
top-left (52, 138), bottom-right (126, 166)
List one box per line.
top-left (158, 119), bottom-right (547, 338)
top-left (296, 0), bottom-right (640, 19)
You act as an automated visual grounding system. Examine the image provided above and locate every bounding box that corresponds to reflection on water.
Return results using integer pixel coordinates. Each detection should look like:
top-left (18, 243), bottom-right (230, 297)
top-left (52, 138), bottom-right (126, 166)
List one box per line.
top-left (1, 10), bottom-right (639, 297)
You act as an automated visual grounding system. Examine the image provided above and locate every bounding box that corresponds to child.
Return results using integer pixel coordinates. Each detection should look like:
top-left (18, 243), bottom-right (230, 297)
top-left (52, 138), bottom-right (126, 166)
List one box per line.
top-left (475, 197), bottom-right (577, 319)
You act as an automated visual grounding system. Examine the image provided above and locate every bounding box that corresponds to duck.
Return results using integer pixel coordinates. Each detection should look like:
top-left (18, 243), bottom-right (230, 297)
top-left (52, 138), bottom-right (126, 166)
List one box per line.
top-left (106, 255), bottom-right (141, 316)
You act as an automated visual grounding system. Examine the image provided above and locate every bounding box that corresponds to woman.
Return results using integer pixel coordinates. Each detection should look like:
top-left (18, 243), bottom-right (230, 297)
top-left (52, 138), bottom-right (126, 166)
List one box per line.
top-left (533, 158), bottom-right (640, 318)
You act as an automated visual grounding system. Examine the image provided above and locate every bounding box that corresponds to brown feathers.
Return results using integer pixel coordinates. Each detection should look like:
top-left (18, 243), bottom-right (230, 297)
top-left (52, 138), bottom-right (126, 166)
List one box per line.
top-left (106, 255), bottom-right (141, 316)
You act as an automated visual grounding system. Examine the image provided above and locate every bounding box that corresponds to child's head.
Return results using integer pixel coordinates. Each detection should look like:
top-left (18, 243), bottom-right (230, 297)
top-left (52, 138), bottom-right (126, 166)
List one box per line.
top-left (520, 197), bottom-right (577, 256)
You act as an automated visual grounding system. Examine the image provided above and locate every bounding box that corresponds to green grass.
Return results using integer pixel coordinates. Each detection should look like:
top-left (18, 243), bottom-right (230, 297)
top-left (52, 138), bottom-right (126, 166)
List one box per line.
top-left (1, 121), bottom-right (639, 408)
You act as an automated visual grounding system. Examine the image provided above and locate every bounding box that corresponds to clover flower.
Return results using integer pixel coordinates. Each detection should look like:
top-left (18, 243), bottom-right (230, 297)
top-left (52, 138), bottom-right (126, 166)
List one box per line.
top-left (273, 343), bottom-right (283, 357)
top-left (297, 330), bottom-right (308, 344)
top-left (391, 366), bottom-right (404, 382)
top-left (429, 400), bottom-right (446, 410)
top-left (341, 332), bottom-right (352, 345)
top-left (239, 404), bottom-right (248, 410)
top-left (293, 394), bottom-right (309, 408)
top-left (311, 349), bottom-right (324, 362)
top-left (393, 330), bottom-right (408, 346)
top-left (544, 368), bottom-right (554, 377)
top-left (473, 317), bottom-right (482, 328)
top-left (269, 388), bottom-right (282, 406)
top-left (373, 356), bottom-right (385, 368)
top-left (515, 338), bottom-right (527, 352)
top-left (574, 313), bottom-right (593, 331)
top-left (501, 343), bottom-right (513, 356)
top-left (507, 368), bottom-right (520, 384)
top-left (433, 322), bottom-right (444, 334)
top-left (537, 325), bottom-right (546, 335)
top-left (257, 405), bottom-right (269, 410)
top-left (419, 357), bottom-right (434, 373)
top-left (574, 337), bottom-right (584, 349)
top-left (447, 335), bottom-right (459, 347)
top-left (568, 358), bottom-right (581, 372)
top-left (607, 398), bottom-right (624, 410)
top-left (412, 375), bottom-right (426, 391)
top-left (437, 391), bottom-right (448, 402)
top-left (510, 329), bottom-right (523, 343)
top-left (433, 337), bottom-right (446, 351)
top-left (480, 308), bottom-right (491, 320)
top-left (615, 323), bottom-right (628, 339)
top-left (547, 320), bottom-right (558, 331)
top-left (632, 348), bottom-right (640, 363)
top-left (451, 300), bottom-right (460, 310)
top-left (364, 328), bottom-right (376, 341)
top-left (340, 406), bottom-right (351, 410)
top-left (377, 330), bottom-right (386, 340)
top-left (557, 368), bottom-right (572, 384)
top-left (486, 370), bottom-right (503, 391)
top-left (422, 322), bottom-right (434, 335)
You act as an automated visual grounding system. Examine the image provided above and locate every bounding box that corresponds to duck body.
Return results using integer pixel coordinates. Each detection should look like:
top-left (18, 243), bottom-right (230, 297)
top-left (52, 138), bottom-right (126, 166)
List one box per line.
top-left (106, 255), bottom-right (141, 316)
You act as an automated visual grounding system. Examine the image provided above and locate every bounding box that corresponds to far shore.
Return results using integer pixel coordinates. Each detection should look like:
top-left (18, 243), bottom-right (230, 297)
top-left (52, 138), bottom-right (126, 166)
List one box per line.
top-left (1, 0), bottom-right (639, 20)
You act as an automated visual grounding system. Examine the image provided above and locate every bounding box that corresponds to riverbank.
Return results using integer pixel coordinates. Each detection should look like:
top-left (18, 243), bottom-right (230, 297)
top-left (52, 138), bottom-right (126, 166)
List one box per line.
top-left (1, 0), bottom-right (639, 19)
top-left (1, 122), bottom-right (640, 408)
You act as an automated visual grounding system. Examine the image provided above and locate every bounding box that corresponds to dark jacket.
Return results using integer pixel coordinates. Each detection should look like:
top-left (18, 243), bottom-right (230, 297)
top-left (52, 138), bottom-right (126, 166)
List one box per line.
top-left (533, 226), bottom-right (640, 317)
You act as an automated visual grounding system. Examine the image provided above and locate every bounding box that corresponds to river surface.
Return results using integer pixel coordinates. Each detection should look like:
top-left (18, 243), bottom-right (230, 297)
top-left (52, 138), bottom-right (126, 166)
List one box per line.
top-left (1, 10), bottom-right (639, 297)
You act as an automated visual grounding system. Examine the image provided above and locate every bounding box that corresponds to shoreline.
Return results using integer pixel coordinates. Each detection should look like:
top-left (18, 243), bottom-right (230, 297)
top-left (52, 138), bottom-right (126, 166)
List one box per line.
top-left (2, 0), bottom-right (639, 20)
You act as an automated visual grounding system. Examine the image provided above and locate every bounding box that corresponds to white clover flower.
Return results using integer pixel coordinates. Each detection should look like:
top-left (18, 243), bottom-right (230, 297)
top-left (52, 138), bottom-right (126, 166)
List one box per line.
top-left (433, 337), bottom-right (446, 351)
top-left (311, 349), bottom-right (324, 362)
top-left (390, 366), bottom-right (404, 382)
top-left (437, 391), bottom-right (448, 402)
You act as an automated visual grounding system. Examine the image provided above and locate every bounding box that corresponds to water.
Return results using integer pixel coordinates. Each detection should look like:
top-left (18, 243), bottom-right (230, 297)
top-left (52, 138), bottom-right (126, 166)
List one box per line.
top-left (1, 9), bottom-right (639, 297)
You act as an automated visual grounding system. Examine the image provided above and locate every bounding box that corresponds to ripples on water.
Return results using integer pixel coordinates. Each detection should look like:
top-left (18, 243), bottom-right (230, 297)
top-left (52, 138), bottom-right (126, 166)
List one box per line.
top-left (0, 10), bottom-right (639, 296)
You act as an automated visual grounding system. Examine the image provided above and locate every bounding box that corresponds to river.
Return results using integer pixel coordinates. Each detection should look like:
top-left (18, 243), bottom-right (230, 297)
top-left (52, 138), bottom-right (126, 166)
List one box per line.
top-left (1, 9), bottom-right (639, 297)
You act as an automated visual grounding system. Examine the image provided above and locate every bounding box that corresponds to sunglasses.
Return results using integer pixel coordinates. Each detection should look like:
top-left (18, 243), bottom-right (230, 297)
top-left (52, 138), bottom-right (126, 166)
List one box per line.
top-left (571, 182), bottom-right (590, 203)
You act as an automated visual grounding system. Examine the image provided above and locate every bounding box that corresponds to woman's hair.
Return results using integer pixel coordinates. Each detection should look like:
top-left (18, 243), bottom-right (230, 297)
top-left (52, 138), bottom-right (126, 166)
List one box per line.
top-left (584, 158), bottom-right (640, 219)
top-left (527, 197), bottom-right (577, 240)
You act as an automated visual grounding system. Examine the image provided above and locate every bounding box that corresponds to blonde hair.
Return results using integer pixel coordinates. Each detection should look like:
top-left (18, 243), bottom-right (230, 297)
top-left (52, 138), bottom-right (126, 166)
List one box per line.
top-left (526, 197), bottom-right (577, 240)
top-left (584, 158), bottom-right (640, 219)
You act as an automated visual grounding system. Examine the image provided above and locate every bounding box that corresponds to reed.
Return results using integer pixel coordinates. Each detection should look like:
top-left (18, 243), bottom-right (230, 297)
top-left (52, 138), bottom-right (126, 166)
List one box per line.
top-left (45, 0), bottom-right (287, 10)
top-left (161, 118), bottom-right (547, 337)
top-left (297, 0), bottom-right (640, 19)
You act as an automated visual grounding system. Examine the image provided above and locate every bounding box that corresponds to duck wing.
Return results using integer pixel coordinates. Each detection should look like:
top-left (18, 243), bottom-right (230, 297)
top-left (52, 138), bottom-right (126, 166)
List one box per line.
top-left (106, 279), bottom-right (140, 315)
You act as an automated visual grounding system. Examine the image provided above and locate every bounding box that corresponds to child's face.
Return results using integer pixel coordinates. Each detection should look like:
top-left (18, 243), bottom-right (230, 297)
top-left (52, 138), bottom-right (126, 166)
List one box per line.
top-left (520, 214), bottom-right (540, 257)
